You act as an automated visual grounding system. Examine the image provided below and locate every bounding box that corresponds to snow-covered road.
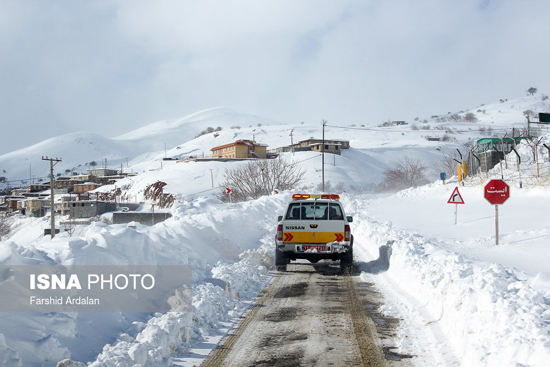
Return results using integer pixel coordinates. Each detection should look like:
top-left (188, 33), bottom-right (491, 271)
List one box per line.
top-left (200, 261), bottom-right (401, 367)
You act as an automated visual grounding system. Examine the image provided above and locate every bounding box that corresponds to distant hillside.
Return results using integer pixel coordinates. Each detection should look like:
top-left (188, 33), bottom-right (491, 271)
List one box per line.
top-left (0, 107), bottom-right (284, 183)
top-left (0, 94), bottom-right (548, 190)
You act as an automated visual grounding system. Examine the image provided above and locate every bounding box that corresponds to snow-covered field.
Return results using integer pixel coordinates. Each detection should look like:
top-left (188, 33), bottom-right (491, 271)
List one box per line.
top-left (1, 94), bottom-right (549, 366)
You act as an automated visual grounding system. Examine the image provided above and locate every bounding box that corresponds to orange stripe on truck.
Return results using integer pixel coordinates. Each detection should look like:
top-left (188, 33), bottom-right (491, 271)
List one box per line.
top-left (283, 232), bottom-right (345, 243)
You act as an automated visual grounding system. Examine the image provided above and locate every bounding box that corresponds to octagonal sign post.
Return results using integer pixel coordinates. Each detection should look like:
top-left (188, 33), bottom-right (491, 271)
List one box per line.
top-left (484, 179), bottom-right (510, 245)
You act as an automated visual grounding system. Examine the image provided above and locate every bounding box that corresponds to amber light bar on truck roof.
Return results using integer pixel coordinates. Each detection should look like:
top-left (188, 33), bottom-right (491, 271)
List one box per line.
top-left (292, 194), bottom-right (340, 201)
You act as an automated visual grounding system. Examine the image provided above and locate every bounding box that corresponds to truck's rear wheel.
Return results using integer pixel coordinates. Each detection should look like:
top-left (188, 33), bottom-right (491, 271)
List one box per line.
top-left (340, 246), bottom-right (353, 268)
top-left (275, 249), bottom-right (287, 271)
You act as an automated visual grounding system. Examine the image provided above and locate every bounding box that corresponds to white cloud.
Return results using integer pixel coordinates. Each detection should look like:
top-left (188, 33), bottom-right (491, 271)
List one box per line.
top-left (1, 0), bottom-right (549, 154)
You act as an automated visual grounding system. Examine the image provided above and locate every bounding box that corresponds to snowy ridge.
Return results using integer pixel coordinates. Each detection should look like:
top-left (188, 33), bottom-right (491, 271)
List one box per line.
top-left (1, 94), bottom-right (547, 189)
top-left (0, 107), bottom-right (285, 180)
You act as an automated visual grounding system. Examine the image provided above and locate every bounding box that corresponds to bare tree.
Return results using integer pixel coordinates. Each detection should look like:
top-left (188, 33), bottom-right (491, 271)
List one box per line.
top-left (431, 151), bottom-right (460, 178)
top-left (219, 158), bottom-right (305, 202)
top-left (378, 157), bottom-right (429, 192)
top-left (522, 137), bottom-right (543, 161)
top-left (64, 214), bottom-right (77, 237)
top-left (0, 213), bottom-right (13, 240)
top-left (144, 181), bottom-right (175, 208)
top-left (523, 110), bottom-right (536, 118)
top-left (527, 87), bottom-right (538, 96)
top-left (464, 112), bottom-right (478, 122)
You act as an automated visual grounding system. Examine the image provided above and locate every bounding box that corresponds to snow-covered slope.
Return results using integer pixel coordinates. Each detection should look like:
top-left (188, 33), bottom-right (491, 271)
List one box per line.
top-left (0, 107), bottom-right (286, 181)
top-left (0, 132), bottom-right (131, 183)
top-left (2, 94), bottom-right (548, 188)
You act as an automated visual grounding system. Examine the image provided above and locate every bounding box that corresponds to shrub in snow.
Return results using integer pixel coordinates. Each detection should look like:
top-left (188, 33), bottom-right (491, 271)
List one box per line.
top-left (219, 158), bottom-right (304, 202)
top-left (378, 157), bottom-right (429, 192)
top-left (56, 359), bottom-right (86, 367)
top-left (0, 213), bottom-right (13, 239)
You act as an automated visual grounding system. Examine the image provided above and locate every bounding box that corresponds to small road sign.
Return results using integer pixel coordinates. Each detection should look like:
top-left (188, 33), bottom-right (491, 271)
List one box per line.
top-left (447, 187), bottom-right (465, 204)
top-left (226, 188), bottom-right (231, 194)
top-left (484, 180), bottom-right (510, 205)
top-left (447, 187), bottom-right (465, 225)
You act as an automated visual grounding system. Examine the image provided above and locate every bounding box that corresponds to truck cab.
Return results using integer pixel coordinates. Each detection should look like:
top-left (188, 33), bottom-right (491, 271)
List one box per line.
top-left (275, 194), bottom-right (353, 271)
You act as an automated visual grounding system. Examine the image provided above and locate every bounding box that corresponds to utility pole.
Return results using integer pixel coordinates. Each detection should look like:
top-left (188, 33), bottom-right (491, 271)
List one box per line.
top-left (42, 156), bottom-right (62, 239)
top-left (322, 120), bottom-right (327, 192)
top-left (164, 143), bottom-right (167, 158)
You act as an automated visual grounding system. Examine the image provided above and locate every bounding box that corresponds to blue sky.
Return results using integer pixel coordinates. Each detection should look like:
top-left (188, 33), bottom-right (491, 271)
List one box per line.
top-left (1, 0), bottom-right (549, 155)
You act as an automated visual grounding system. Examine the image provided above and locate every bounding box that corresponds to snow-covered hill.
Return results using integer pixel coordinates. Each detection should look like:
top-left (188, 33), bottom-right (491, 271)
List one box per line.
top-left (0, 107), bottom-right (285, 182)
top-left (2, 94), bottom-right (548, 189)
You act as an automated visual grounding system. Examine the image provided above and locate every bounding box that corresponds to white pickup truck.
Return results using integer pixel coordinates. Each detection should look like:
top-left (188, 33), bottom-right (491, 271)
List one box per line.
top-left (275, 194), bottom-right (353, 271)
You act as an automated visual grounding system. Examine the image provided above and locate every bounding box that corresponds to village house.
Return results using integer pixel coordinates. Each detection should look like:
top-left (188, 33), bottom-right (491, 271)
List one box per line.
top-left (69, 200), bottom-right (117, 219)
top-left (288, 138), bottom-right (350, 155)
top-left (87, 168), bottom-right (119, 176)
top-left (73, 182), bottom-right (102, 194)
top-left (71, 174), bottom-right (91, 182)
top-left (56, 195), bottom-right (78, 215)
top-left (0, 196), bottom-right (24, 212)
top-left (28, 183), bottom-right (50, 192)
top-left (23, 198), bottom-right (47, 217)
top-left (295, 138), bottom-right (350, 150)
top-left (309, 142), bottom-right (344, 155)
top-left (211, 140), bottom-right (268, 159)
top-left (55, 177), bottom-right (74, 189)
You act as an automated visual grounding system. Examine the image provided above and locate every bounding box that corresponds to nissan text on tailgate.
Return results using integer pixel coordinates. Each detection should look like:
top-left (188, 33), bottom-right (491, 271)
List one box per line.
top-left (275, 194), bottom-right (353, 271)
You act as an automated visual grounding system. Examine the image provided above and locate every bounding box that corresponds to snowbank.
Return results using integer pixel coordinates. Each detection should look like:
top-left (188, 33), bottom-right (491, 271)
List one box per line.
top-left (344, 181), bottom-right (550, 366)
top-left (0, 194), bottom-right (288, 366)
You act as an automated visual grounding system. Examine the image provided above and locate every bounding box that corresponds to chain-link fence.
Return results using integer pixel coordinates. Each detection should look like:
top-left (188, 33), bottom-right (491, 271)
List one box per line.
top-left (464, 151), bottom-right (550, 189)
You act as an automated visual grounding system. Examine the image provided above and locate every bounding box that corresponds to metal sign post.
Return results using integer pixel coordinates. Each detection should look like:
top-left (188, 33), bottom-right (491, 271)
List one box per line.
top-left (226, 188), bottom-right (232, 203)
top-left (495, 205), bottom-right (499, 245)
top-left (447, 187), bottom-right (465, 225)
top-left (484, 180), bottom-right (510, 245)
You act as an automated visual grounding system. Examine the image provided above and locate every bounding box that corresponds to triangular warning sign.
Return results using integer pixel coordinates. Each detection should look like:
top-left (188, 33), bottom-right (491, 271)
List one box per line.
top-left (447, 187), bottom-right (465, 204)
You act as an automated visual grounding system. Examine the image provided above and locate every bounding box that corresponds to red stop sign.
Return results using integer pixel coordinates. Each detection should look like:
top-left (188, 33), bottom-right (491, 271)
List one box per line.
top-left (484, 179), bottom-right (510, 205)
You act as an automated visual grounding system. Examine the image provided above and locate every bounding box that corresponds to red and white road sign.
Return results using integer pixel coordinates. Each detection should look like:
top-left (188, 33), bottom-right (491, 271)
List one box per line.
top-left (226, 188), bottom-right (231, 194)
top-left (447, 187), bottom-right (465, 204)
top-left (484, 180), bottom-right (510, 205)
